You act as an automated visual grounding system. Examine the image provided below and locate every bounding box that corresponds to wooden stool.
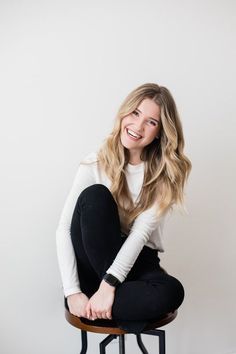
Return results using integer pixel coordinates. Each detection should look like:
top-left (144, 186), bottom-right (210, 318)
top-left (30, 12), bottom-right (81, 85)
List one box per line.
top-left (65, 308), bottom-right (177, 353)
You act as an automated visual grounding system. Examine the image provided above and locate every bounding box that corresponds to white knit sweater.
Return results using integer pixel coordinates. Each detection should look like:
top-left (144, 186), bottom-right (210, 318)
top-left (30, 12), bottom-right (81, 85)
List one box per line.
top-left (56, 151), bottom-right (166, 297)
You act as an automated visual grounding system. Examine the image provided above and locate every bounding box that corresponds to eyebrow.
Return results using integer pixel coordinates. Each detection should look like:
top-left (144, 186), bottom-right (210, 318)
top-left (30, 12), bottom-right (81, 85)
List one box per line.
top-left (136, 108), bottom-right (160, 123)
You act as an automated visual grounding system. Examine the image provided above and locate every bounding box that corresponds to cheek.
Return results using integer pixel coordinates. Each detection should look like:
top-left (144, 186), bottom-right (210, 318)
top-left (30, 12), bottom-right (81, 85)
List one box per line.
top-left (146, 128), bottom-right (159, 141)
top-left (121, 117), bottom-right (129, 129)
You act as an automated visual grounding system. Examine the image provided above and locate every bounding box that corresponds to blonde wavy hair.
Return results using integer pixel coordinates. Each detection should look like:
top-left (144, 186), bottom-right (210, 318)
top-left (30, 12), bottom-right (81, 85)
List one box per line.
top-left (82, 83), bottom-right (192, 234)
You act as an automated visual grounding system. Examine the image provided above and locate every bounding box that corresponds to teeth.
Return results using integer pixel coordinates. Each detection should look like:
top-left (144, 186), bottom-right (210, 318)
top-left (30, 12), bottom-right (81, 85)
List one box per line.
top-left (127, 129), bottom-right (142, 139)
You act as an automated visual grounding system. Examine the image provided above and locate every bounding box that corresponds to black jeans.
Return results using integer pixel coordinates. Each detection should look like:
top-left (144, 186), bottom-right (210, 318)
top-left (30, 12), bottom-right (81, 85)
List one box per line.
top-left (65, 184), bottom-right (185, 333)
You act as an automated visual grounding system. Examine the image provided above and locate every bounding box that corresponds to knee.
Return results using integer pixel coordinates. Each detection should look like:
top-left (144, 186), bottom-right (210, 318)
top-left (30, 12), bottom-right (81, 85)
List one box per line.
top-left (79, 184), bottom-right (110, 199)
top-left (78, 184), bottom-right (114, 209)
top-left (168, 275), bottom-right (185, 309)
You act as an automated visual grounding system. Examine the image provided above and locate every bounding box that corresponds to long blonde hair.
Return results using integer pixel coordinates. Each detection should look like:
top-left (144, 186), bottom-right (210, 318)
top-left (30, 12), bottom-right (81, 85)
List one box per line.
top-left (82, 83), bottom-right (192, 233)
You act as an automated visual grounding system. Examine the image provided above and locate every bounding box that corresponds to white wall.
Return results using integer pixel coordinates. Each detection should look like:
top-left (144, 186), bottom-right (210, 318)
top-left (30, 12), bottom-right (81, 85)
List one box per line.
top-left (0, 1), bottom-right (235, 353)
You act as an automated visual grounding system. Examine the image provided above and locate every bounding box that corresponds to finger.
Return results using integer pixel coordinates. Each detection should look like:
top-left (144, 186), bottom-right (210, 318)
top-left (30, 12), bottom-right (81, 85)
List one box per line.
top-left (96, 311), bottom-right (103, 319)
top-left (106, 311), bottom-right (112, 320)
top-left (91, 310), bottom-right (97, 320)
top-left (101, 311), bottom-right (109, 319)
top-left (86, 303), bottom-right (91, 319)
top-left (85, 302), bottom-right (90, 312)
top-left (101, 311), bottom-right (107, 319)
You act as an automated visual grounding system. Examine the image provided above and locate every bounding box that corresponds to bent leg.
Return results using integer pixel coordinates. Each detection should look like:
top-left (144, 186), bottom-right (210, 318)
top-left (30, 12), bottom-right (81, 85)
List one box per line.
top-left (70, 184), bottom-right (125, 295)
top-left (112, 270), bottom-right (185, 321)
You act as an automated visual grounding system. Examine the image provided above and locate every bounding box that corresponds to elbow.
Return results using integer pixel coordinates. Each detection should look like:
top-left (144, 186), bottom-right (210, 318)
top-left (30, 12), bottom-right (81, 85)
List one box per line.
top-left (56, 223), bottom-right (71, 243)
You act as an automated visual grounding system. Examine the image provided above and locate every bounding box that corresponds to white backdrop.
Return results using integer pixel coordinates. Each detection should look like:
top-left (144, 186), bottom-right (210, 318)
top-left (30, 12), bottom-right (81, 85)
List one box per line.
top-left (0, 1), bottom-right (235, 353)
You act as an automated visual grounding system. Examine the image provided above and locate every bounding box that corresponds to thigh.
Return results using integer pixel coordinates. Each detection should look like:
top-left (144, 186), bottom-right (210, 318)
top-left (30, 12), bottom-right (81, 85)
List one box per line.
top-left (112, 268), bottom-right (185, 321)
top-left (125, 245), bottom-right (161, 281)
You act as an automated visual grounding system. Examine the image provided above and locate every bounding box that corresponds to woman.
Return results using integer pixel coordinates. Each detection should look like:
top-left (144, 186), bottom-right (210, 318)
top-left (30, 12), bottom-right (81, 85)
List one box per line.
top-left (56, 82), bottom-right (192, 334)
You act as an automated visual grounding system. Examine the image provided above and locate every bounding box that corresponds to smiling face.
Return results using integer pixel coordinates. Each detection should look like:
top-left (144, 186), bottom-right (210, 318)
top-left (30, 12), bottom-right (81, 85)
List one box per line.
top-left (120, 98), bottom-right (161, 164)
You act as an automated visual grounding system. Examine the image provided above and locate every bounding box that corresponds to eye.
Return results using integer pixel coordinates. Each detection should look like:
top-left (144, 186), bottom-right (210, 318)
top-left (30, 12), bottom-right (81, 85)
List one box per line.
top-left (149, 120), bottom-right (158, 126)
top-left (132, 110), bottom-right (159, 127)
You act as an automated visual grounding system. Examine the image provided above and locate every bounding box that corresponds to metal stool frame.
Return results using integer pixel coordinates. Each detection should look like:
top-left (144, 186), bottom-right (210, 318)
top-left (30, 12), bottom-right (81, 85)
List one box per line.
top-left (65, 308), bottom-right (177, 354)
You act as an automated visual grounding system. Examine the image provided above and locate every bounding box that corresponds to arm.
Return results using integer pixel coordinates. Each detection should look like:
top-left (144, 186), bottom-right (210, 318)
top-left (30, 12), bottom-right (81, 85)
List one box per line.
top-left (56, 159), bottom-right (96, 298)
top-left (105, 204), bottom-right (164, 282)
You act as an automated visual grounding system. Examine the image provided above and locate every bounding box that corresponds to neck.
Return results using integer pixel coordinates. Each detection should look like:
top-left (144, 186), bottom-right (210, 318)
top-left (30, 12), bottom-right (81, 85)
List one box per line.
top-left (128, 160), bottom-right (143, 165)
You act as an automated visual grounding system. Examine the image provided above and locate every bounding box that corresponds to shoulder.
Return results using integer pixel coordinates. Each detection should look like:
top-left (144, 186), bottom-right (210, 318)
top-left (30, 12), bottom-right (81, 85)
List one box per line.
top-left (76, 151), bottom-right (100, 177)
top-left (71, 152), bottom-right (98, 183)
top-left (80, 151), bottom-right (98, 164)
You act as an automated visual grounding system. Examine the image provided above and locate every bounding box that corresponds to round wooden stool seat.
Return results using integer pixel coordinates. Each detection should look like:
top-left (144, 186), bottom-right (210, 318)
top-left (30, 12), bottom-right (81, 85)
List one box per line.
top-left (65, 308), bottom-right (178, 353)
top-left (65, 308), bottom-right (178, 334)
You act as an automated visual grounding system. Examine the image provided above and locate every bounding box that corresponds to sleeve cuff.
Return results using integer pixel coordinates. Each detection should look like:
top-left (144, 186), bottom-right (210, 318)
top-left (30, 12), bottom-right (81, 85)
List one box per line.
top-left (64, 287), bottom-right (83, 298)
top-left (104, 269), bottom-right (125, 283)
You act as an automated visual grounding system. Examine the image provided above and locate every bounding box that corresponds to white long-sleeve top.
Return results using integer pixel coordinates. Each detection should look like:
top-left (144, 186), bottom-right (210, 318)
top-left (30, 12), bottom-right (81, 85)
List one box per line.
top-left (56, 151), bottom-right (166, 297)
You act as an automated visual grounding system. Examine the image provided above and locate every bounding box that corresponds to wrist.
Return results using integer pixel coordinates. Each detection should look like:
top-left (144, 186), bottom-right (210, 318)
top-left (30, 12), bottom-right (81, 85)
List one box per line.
top-left (100, 279), bottom-right (116, 292)
top-left (67, 291), bottom-right (83, 299)
top-left (102, 272), bottom-right (121, 288)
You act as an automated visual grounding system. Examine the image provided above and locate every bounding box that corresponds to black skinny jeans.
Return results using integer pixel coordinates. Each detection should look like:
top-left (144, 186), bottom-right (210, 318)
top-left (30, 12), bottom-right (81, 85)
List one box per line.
top-left (65, 184), bottom-right (185, 333)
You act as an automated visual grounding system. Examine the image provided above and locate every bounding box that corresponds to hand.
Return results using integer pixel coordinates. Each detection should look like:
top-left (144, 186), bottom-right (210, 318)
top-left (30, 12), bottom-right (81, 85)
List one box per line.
top-left (85, 280), bottom-right (115, 320)
top-left (67, 292), bottom-right (90, 318)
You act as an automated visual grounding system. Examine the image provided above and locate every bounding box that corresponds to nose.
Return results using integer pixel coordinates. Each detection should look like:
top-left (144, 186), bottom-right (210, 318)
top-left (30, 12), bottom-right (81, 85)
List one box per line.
top-left (132, 117), bottom-right (145, 132)
top-left (134, 122), bottom-right (144, 134)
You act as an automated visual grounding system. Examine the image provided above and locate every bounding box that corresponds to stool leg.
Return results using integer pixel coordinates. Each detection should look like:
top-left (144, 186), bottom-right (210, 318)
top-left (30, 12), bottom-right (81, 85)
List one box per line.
top-left (158, 330), bottom-right (165, 354)
top-left (136, 334), bottom-right (149, 354)
top-left (80, 330), bottom-right (87, 354)
top-left (99, 334), bottom-right (117, 354)
top-left (119, 334), bottom-right (125, 354)
top-left (142, 329), bottom-right (166, 354)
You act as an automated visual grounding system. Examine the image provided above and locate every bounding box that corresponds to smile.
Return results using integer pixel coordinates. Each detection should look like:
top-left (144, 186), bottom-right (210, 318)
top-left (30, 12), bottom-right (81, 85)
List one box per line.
top-left (126, 128), bottom-right (142, 140)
